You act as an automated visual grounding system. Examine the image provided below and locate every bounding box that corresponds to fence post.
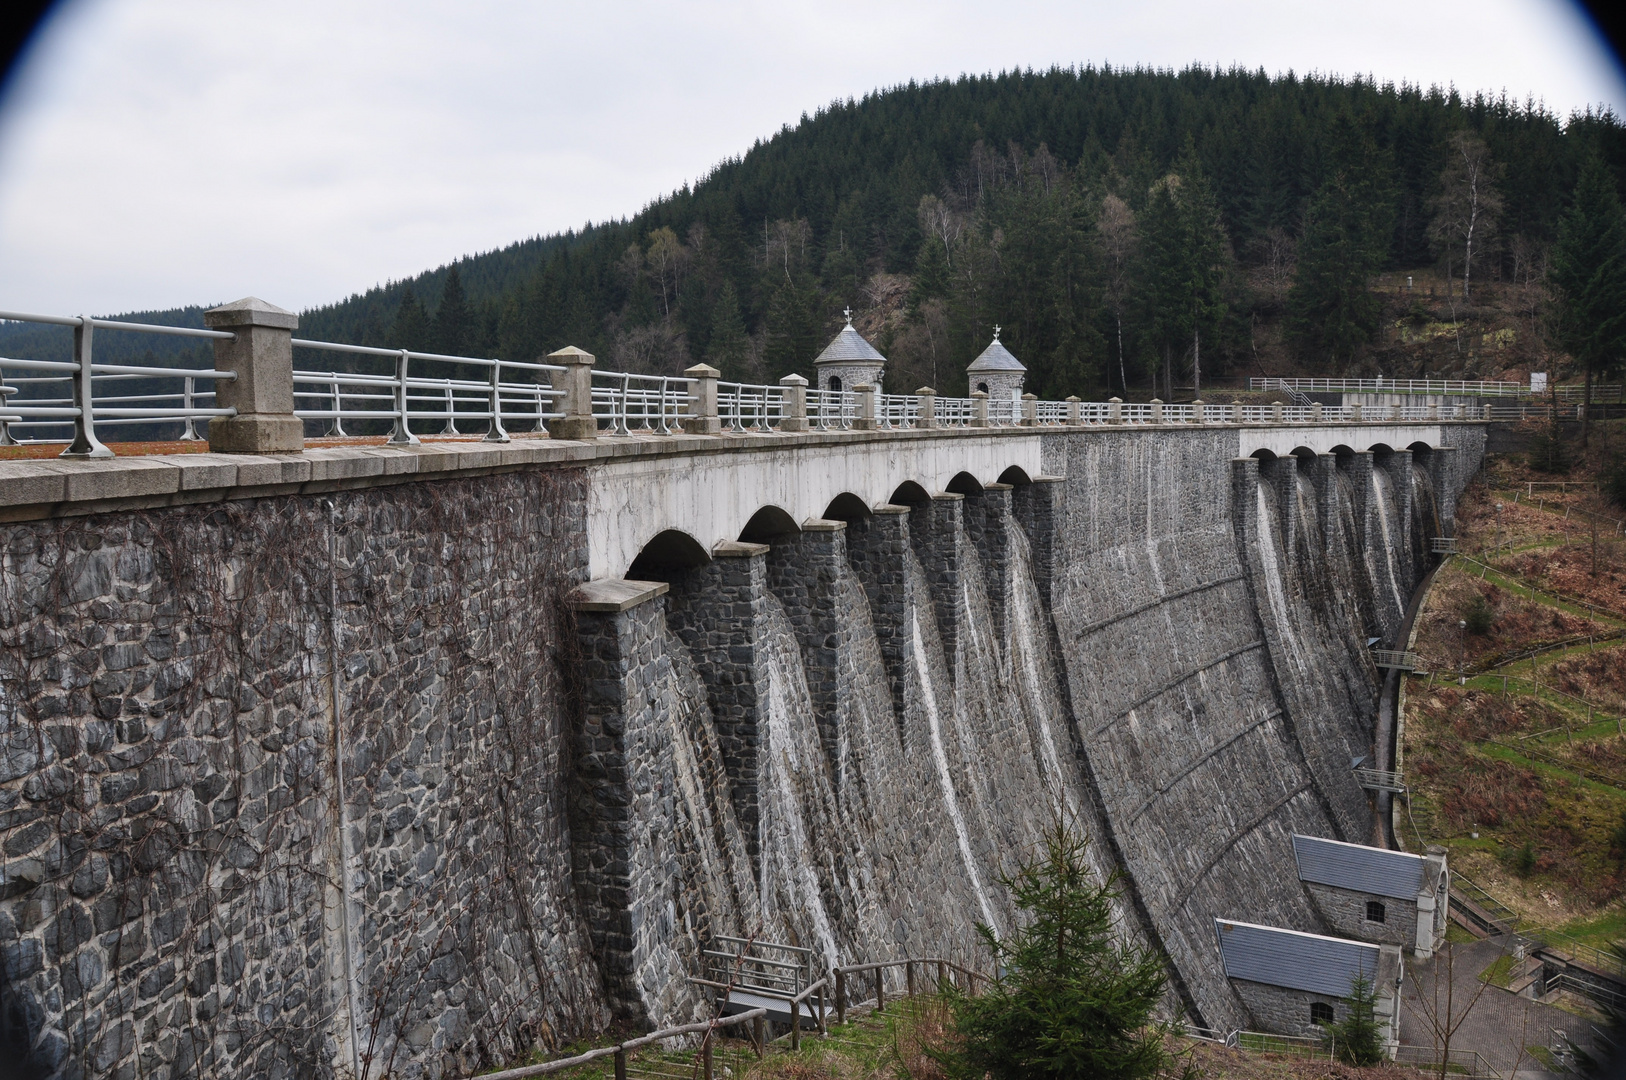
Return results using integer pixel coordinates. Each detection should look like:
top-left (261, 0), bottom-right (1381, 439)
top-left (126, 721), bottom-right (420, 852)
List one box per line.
top-left (970, 390), bottom-right (988, 428)
top-left (198, 298), bottom-right (304, 454)
top-left (907, 961), bottom-right (916, 997)
top-left (1065, 395), bottom-right (1081, 425)
top-left (702, 1036), bottom-right (713, 1080)
top-left (817, 986), bottom-right (826, 1035)
top-left (1313, 401), bottom-right (1324, 423)
top-left (545, 345), bottom-right (598, 440)
top-left (1108, 396), bottom-right (1123, 425)
top-left (684, 363), bottom-right (722, 434)
top-left (614, 1047), bottom-right (628, 1080)
top-left (835, 968), bottom-right (846, 1025)
top-left (778, 373), bottom-right (808, 432)
top-left (1021, 392), bottom-right (1039, 427)
top-left (791, 998), bottom-right (801, 1051)
top-left (1149, 397), bottom-right (1164, 424)
top-left (59, 315), bottom-right (112, 457)
top-left (383, 350), bottom-right (421, 445)
top-left (1352, 402), bottom-right (1364, 423)
top-left (916, 387), bottom-right (937, 429)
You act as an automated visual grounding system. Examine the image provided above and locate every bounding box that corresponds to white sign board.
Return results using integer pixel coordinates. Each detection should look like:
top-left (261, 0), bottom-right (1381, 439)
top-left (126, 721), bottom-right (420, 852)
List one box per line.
top-left (1530, 372), bottom-right (1548, 393)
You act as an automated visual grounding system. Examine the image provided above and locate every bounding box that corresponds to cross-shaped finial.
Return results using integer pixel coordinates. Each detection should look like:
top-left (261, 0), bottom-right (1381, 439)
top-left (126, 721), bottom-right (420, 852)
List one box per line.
top-left (993, 324), bottom-right (1001, 340)
top-left (843, 307), bottom-right (853, 326)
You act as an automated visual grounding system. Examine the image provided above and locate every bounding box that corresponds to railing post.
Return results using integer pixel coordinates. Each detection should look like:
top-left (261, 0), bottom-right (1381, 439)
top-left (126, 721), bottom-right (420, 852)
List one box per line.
top-left (1271, 400), bottom-right (1284, 424)
top-left (1149, 397), bottom-right (1164, 424)
top-left (546, 346), bottom-right (598, 439)
top-left (60, 315), bottom-right (112, 457)
top-left (179, 376), bottom-right (201, 441)
top-left (916, 387), bottom-right (937, 429)
top-left (1021, 392), bottom-right (1038, 427)
top-left (614, 1046), bottom-right (628, 1080)
top-left (203, 297), bottom-right (304, 454)
top-left (385, 350), bottom-right (422, 445)
top-left (1352, 402), bottom-right (1364, 422)
top-left (485, 361), bottom-right (510, 442)
top-left (971, 390), bottom-right (988, 428)
top-left (907, 961), bottom-right (916, 997)
top-left (1191, 398), bottom-right (1205, 425)
top-left (1430, 400), bottom-right (1441, 420)
top-left (791, 998), bottom-right (801, 1051)
top-left (835, 969), bottom-right (846, 1025)
top-left (1313, 402), bottom-right (1324, 423)
top-left (702, 1035), bottom-right (713, 1080)
top-left (778, 373), bottom-right (808, 432)
top-left (1065, 395), bottom-right (1081, 426)
top-left (753, 1015), bottom-right (765, 1058)
top-left (685, 363), bottom-right (721, 434)
top-left (938, 960), bottom-right (947, 989)
top-left (1108, 396), bottom-right (1123, 425)
top-left (1484, 403), bottom-right (1494, 421)
top-left (877, 970), bottom-right (886, 1012)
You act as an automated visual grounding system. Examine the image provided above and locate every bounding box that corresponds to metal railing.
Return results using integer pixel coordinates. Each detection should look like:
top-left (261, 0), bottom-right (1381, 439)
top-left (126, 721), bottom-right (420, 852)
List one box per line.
top-left (477, 1007), bottom-right (770, 1080)
top-left (591, 370), bottom-right (691, 435)
top-left (718, 381), bottom-right (784, 431)
top-left (831, 956), bottom-right (990, 1026)
top-left (1253, 376), bottom-right (1529, 398)
top-left (1354, 767), bottom-right (1407, 793)
top-left (289, 339), bottom-right (564, 444)
top-left (0, 309), bottom-right (238, 456)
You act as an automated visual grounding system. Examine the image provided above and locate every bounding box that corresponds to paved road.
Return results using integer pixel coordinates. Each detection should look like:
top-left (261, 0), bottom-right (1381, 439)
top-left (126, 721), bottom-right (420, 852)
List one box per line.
top-left (1398, 938), bottom-right (1608, 1077)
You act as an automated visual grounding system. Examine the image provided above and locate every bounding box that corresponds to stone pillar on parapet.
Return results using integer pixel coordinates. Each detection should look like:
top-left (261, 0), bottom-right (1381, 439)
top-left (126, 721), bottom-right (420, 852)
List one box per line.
top-left (916, 387), bottom-right (937, 429)
top-left (546, 346), bottom-right (598, 440)
top-left (778, 373), bottom-right (808, 432)
top-left (685, 364), bottom-right (721, 435)
top-left (204, 297), bottom-right (304, 453)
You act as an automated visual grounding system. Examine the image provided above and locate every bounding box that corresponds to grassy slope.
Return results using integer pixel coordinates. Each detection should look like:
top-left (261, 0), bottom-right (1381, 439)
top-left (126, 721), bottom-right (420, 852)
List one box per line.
top-left (1403, 420), bottom-right (1626, 943)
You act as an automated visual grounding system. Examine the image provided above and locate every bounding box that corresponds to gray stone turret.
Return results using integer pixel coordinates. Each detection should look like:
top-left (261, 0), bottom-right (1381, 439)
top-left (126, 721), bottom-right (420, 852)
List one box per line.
top-left (814, 308), bottom-right (885, 394)
top-left (966, 326), bottom-right (1025, 407)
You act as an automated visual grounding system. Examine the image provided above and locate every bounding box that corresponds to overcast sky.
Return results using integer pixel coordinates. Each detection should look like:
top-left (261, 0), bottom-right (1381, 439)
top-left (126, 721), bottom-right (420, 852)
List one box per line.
top-left (0, 0), bottom-right (1622, 317)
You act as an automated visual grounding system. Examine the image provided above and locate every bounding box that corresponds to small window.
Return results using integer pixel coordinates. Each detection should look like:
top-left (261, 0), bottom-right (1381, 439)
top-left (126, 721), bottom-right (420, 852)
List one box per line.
top-left (829, 376), bottom-right (842, 392)
top-left (977, 381), bottom-right (989, 393)
top-left (1311, 1001), bottom-right (1335, 1025)
top-left (1366, 900), bottom-right (1386, 923)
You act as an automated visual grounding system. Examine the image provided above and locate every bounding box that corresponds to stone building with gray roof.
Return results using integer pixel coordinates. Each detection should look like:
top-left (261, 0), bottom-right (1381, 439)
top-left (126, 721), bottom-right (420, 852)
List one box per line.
top-left (966, 327), bottom-right (1026, 406)
top-left (1215, 919), bottom-right (1404, 1051)
top-left (1292, 834), bottom-right (1449, 957)
top-left (813, 310), bottom-right (886, 394)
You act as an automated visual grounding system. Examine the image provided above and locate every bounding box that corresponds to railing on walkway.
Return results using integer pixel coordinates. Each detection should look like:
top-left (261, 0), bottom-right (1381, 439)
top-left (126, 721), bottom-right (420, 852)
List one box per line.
top-left (0, 309), bottom-right (238, 456)
top-left (1254, 376), bottom-right (1529, 398)
top-left (1371, 649), bottom-right (1422, 671)
top-left (477, 1007), bottom-right (769, 1080)
top-left (1, 307), bottom-right (1486, 456)
top-left (289, 338), bottom-right (564, 444)
top-left (1354, 767), bottom-right (1406, 793)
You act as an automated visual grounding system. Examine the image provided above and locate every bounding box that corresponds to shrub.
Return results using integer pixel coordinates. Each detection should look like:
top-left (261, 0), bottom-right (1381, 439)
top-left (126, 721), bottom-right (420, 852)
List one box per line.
top-left (1463, 593), bottom-right (1495, 636)
top-left (1604, 454), bottom-right (1626, 512)
top-left (937, 821), bottom-right (1180, 1080)
top-left (1511, 841), bottom-right (1538, 876)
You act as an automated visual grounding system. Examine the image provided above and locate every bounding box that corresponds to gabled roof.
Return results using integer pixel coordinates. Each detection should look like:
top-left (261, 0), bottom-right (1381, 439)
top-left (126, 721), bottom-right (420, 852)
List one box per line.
top-left (814, 313), bottom-right (886, 366)
top-left (1215, 919), bottom-right (1382, 998)
top-left (1293, 834), bottom-right (1429, 900)
top-left (967, 328), bottom-right (1026, 373)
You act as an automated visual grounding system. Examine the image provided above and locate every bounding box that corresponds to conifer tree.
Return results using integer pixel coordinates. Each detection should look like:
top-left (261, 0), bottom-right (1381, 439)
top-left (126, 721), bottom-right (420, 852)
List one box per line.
top-left (1137, 150), bottom-right (1229, 397)
top-left (1551, 154), bottom-right (1626, 444)
top-left (706, 281), bottom-right (751, 380)
top-left (939, 820), bottom-right (1174, 1080)
top-left (1287, 119), bottom-right (1395, 366)
top-left (433, 266), bottom-right (472, 356)
top-left (1324, 970), bottom-right (1384, 1066)
top-left (390, 286), bottom-right (431, 351)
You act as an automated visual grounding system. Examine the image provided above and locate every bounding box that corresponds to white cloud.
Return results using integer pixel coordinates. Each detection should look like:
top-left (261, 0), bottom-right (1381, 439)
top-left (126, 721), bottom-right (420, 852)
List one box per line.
top-left (0, 0), bottom-right (1621, 314)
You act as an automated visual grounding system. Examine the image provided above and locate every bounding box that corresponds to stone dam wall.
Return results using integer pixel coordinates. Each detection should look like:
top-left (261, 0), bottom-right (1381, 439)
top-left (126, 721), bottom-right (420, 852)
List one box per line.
top-left (0, 423), bottom-right (1485, 1078)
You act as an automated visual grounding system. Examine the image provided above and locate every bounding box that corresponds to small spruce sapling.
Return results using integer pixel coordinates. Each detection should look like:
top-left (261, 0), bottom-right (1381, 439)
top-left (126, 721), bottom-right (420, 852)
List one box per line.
top-left (1323, 969), bottom-right (1385, 1066)
top-left (937, 818), bottom-right (1181, 1080)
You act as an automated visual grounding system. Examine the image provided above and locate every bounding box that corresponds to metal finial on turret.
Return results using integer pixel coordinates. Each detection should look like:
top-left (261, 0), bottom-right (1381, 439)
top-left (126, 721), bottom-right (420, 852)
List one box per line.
top-left (992, 324), bottom-right (1001, 341)
top-left (843, 307), bottom-right (853, 327)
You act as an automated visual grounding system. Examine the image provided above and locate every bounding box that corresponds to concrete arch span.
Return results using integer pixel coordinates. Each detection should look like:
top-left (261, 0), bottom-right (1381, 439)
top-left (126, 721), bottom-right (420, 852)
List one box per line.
top-left (587, 433), bottom-right (1047, 577)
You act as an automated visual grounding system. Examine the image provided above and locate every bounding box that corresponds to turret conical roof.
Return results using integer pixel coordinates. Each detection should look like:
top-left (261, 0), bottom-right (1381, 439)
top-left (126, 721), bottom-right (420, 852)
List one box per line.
top-left (814, 311), bottom-right (886, 365)
top-left (966, 326), bottom-right (1026, 373)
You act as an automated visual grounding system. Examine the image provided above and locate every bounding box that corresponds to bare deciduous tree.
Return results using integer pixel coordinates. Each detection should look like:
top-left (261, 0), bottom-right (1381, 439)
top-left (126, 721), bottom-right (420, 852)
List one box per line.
top-left (1405, 939), bottom-right (1511, 1080)
top-left (1430, 132), bottom-right (1504, 304)
top-left (1098, 194), bottom-right (1137, 394)
top-left (918, 194), bottom-right (966, 269)
top-left (645, 226), bottom-right (690, 317)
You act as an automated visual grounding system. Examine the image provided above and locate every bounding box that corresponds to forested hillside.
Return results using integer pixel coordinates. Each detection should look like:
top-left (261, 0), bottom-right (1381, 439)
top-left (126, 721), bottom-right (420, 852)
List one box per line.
top-left (10, 65), bottom-right (1626, 398)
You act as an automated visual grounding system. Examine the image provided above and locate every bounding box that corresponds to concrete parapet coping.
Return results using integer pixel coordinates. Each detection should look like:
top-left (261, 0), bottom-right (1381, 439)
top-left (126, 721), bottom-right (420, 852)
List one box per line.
top-left (929, 491), bottom-right (965, 501)
top-left (870, 503), bottom-right (910, 515)
top-left (0, 417), bottom-right (1482, 525)
top-left (799, 517), bottom-right (847, 531)
top-left (568, 579), bottom-right (670, 612)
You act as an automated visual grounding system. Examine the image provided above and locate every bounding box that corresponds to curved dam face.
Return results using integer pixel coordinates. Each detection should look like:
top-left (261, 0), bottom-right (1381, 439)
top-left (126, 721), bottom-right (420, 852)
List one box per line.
top-left (0, 422), bottom-right (1484, 1077)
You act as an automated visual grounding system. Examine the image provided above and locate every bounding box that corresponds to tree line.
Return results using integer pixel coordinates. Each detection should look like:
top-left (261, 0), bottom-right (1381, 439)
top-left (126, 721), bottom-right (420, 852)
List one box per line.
top-left (252, 66), bottom-right (1626, 397)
